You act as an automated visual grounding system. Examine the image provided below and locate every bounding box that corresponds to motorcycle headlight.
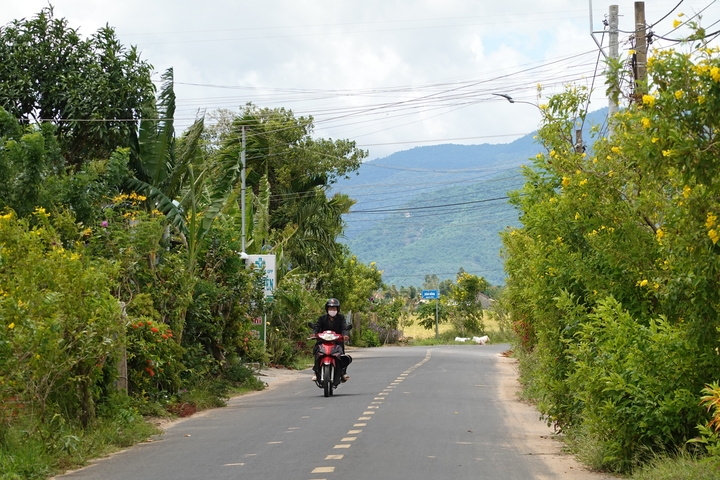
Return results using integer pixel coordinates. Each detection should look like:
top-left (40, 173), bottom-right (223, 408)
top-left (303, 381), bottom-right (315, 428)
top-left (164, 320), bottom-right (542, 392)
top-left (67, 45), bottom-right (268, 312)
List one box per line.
top-left (318, 332), bottom-right (337, 341)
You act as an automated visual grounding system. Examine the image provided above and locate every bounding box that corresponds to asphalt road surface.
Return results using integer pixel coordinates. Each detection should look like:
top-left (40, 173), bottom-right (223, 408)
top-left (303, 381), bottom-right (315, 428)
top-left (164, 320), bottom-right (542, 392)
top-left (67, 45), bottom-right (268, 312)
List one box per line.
top-left (56, 344), bottom-right (617, 480)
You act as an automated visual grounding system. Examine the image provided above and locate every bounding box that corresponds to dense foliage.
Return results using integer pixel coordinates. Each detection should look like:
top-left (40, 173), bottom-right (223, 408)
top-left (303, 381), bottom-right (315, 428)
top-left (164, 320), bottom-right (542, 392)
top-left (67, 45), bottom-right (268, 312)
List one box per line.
top-left (0, 9), bottom-right (384, 479)
top-left (501, 35), bottom-right (720, 472)
top-left (0, 7), bottom-right (155, 166)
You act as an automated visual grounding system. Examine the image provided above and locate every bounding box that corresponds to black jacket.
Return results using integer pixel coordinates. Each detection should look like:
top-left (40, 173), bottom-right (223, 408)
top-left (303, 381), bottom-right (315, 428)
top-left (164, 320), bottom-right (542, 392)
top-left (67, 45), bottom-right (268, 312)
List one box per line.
top-left (313, 313), bottom-right (349, 336)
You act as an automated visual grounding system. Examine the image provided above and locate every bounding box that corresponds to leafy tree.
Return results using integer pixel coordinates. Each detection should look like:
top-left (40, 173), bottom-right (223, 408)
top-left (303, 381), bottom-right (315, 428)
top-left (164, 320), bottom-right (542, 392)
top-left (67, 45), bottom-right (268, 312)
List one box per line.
top-left (501, 36), bottom-right (720, 472)
top-left (0, 7), bottom-right (155, 166)
top-left (448, 271), bottom-right (488, 335)
top-left (0, 107), bottom-right (62, 217)
top-left (210, 105), bottom-right (367, 277)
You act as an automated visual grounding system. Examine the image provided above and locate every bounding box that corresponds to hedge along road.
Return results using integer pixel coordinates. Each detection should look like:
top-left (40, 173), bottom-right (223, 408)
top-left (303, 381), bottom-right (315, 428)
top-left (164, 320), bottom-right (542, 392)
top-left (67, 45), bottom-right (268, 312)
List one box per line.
top-left (54, 344), bottom-right (620, 480)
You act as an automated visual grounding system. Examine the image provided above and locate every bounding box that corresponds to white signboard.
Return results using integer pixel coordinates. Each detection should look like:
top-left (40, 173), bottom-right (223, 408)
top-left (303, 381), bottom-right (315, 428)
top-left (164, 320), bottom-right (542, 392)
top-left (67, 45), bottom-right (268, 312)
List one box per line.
top-left (247, 254), bottom-right (276, 298)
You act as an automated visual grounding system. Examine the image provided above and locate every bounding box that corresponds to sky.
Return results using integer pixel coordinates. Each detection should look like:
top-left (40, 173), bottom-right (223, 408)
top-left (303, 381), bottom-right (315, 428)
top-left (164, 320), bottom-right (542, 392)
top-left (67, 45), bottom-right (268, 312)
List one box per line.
top-left (3, 1), bottom-right (719, 160)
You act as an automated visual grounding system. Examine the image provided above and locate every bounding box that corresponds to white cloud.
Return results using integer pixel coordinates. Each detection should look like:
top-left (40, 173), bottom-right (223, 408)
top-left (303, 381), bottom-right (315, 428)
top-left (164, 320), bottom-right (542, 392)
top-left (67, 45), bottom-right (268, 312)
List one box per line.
top-left (2, 0), bottom-right (718, 158)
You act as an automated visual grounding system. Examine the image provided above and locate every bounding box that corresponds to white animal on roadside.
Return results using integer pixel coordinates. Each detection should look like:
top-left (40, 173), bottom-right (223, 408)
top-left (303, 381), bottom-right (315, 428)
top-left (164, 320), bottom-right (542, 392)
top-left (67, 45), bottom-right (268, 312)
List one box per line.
top-left (472, 335), bottom-right (489, 345)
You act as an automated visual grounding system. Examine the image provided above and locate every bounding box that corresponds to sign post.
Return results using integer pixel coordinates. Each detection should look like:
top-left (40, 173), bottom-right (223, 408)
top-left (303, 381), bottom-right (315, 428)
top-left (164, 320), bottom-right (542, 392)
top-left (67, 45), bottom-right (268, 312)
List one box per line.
top-left (246, 255), bottom-right (276, 347)
top-left (421, 290), bottom-right (440, 339)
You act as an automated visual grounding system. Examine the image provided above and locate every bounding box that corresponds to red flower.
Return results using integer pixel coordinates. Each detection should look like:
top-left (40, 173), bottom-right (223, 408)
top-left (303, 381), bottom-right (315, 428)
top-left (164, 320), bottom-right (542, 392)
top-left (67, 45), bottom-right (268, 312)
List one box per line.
top-left (150, 327), bottom-right (159, 333)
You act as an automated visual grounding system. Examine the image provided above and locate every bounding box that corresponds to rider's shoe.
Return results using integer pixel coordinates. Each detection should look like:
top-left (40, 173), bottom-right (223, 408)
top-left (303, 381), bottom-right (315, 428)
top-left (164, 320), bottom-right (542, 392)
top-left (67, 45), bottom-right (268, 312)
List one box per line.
top-left (341, 374), bottom-right (349, 382)
top-left (311, 374), bottom-right (317, 381)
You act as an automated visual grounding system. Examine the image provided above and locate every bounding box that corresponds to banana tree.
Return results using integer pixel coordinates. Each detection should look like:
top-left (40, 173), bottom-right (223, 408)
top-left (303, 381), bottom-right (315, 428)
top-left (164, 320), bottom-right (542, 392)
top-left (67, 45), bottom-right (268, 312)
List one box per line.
top-left (126, 68), bottom-right (234, 340)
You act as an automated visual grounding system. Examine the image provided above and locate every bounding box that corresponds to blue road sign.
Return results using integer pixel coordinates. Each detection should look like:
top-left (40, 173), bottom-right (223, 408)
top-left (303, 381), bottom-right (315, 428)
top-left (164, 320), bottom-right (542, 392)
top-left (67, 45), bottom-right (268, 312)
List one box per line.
top-left (421, 289), bottom-right (439, 299)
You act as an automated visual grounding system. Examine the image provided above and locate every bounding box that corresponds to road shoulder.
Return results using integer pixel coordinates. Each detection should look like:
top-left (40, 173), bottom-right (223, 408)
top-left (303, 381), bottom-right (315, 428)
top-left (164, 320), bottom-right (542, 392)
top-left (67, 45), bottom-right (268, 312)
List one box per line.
top-left (496, 354), bottom-right (620, 479)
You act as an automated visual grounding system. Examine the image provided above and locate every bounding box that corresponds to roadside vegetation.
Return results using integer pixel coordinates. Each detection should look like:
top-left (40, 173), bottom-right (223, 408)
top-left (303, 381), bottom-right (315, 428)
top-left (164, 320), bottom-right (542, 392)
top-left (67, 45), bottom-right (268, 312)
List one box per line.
top-left (0, 9), bottom-right (498, 480)
top-left (3, 6), bottom-right (718, 480)
top-left (500, 18), bottom-right (720, 478)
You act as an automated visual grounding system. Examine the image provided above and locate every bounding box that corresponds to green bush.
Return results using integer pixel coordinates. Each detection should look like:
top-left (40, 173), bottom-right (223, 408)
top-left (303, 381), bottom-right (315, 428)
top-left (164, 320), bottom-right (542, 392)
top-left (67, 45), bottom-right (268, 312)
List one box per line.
top-left (568, 298), bottom-right (704, 472)
top-left (355, 328), bottom-right (380, 347)
top-left (126, 317), bottom-right (184, 397)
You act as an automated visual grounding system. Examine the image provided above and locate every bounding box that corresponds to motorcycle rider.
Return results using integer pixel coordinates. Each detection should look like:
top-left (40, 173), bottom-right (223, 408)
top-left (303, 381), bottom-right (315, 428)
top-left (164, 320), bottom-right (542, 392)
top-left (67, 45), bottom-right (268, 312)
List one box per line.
top-left (311, 298), bottom-right (351, 382)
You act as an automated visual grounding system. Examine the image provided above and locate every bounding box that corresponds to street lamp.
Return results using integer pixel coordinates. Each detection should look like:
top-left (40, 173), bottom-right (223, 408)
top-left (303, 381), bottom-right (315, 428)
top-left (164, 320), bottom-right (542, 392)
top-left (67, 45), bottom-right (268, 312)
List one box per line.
top-left (493, 93), bottom-right (584, 153)
top-left (492, 93), bottom-right (540, 110)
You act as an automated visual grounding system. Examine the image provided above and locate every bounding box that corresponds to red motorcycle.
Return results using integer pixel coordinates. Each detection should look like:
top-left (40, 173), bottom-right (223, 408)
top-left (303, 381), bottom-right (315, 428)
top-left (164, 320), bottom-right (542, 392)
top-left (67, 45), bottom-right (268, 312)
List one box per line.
top-left (309, 327), bottom-right (352, 397)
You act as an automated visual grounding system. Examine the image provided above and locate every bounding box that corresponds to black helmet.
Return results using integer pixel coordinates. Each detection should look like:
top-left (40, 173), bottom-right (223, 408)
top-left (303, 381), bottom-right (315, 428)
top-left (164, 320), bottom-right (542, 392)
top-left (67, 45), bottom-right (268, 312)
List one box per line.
top-left (325, 298), bottom-right (340, 312)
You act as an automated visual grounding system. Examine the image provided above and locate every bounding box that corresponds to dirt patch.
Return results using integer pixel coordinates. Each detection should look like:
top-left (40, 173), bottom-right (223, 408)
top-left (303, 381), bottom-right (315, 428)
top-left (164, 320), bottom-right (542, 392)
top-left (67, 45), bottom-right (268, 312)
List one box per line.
top-left (496, 354), bottom-right (620, 479)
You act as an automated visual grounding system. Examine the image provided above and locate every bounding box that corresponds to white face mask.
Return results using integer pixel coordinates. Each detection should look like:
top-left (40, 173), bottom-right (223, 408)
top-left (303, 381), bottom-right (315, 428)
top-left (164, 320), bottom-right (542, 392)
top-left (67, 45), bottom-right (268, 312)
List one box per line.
top-left (327, 308), bottom-right (338, 317)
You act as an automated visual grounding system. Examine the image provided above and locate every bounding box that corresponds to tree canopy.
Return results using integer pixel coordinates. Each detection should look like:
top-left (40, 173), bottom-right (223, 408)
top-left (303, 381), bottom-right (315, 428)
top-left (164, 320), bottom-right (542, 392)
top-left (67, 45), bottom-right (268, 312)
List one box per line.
top-left (0, 6), bottom-right (155, 166)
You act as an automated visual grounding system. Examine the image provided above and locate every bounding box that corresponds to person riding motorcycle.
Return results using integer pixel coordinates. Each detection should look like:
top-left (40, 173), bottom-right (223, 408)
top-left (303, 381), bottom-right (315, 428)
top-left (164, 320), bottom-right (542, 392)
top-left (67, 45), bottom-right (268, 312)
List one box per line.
top-left (311, 298), bottom-right (351, 382)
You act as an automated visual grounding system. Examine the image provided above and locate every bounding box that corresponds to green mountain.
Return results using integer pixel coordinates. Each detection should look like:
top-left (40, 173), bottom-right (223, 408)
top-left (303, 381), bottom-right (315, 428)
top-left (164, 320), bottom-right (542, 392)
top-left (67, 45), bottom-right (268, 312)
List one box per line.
top-left (336, 109), bottom-right (607, 287)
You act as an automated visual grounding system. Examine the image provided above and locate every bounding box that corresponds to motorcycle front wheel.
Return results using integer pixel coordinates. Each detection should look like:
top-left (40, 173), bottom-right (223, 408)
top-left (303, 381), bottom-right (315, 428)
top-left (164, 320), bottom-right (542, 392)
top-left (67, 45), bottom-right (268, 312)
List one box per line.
top-left (322, 364), bottom-right (333, 397)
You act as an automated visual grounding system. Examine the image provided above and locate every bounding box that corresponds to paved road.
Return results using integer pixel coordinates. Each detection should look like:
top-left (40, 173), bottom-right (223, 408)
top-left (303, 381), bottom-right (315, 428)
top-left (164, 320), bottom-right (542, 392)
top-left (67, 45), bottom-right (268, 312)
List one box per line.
top-left (56, 345), bottom-right (615, 480)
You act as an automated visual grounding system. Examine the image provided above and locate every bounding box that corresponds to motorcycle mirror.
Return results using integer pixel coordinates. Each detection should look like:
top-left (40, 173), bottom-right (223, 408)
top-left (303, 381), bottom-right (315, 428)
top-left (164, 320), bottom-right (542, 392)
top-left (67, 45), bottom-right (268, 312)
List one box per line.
top-left (346, 324), bottom-right (353, 330)
top-left (307, 322), bottom-right (314, 329)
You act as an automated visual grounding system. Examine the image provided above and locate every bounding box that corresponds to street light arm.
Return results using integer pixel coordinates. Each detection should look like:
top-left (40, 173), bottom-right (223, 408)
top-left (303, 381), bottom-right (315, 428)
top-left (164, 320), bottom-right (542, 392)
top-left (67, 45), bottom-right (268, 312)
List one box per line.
top-left (492, 93), bottom-right (515, 103)
top-left (493, 93), bottom-right (543, 110)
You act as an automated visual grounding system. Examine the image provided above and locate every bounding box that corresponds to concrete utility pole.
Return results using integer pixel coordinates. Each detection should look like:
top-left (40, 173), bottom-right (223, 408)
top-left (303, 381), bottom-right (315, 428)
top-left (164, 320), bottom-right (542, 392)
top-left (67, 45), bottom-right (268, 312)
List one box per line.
top-left (634, 1), bottom-right (647, 102)
top-left (608, 5), bottom-right (619, 117)
top-left (240, 125), bottom-right (247, 254)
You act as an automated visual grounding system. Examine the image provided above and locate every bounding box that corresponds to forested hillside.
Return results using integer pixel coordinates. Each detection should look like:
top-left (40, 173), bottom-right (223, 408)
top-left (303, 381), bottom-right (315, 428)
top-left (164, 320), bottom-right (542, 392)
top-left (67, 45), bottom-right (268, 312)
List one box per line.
top-left (337, 109), bottom-right (607, 286)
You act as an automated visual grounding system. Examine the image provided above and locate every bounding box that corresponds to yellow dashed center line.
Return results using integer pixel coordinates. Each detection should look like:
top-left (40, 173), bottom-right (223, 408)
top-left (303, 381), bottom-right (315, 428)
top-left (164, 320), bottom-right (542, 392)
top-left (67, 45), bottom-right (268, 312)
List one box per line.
top-left (308, 349), bottom-right (433, 478)
top-left (312, 466), bottom-right (335, 473)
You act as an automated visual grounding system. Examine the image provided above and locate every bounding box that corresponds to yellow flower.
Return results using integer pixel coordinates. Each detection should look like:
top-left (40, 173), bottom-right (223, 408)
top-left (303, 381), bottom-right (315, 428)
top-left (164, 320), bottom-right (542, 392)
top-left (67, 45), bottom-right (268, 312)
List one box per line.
top-left (711, 67), bottom-right (720, 83)
top-left (637, 279), bottom-right (649, 287)
top-left (611, 146), bottom-right (622, 154)
top-left (656, 228), bottom-right (664, 240)
top-left (706, 212), bottom-right (717, 229)
top-left (628, 49), bottom-right (636, 55)
top-left (549, 150), bottom-right (557, 158)
top-left (652, 137), bottom-right (659, 143)
top-left (33, 207), bottom-right (49, 218)
top-left (709, 229), bottom-right (720, 244)
top-left (674, 90), bottom-right (684, 100)
top-left (7, 323), bottom-right (14, 330)
top-left (579, 179), bottom-right (588, 186)
top-left (641, 117), bottom-right (651, 128)
top-left (699, 95), bottom-right (706, 105)
top-left (642, 94), bottom-right (656, 106)
top-left (562, 177), bottom-right (570, 187)
top-left (574, 212), bottom-right (581, 220)
top-left (662, 150), bottom-right (673, 157)
top-left (673, 19), bottom-right (681, 28)
top-left (683, 185), bottom-right (692, 198)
